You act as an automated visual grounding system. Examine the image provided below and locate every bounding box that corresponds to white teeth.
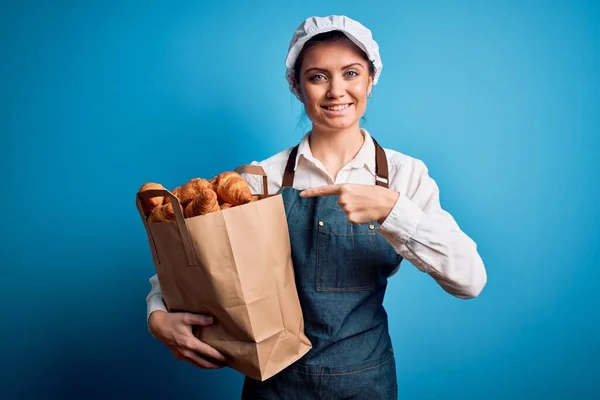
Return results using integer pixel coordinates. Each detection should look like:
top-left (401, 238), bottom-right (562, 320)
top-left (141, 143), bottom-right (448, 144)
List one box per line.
top-left (325, 104), bottom-right (350, 111)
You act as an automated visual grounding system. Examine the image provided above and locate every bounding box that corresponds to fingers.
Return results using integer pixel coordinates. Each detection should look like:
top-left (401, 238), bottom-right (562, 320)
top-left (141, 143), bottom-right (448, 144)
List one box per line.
top-left (182, 312), bottom-right (214, 326)
top-left (176, 320), bottom-right (227, 362)
top-left (189, 340), bottom-right (228, 364)
top-left (173, 349), bottom-right (225, 369)
top-left (159, 312), bottom-right (229, 370)
top-left (299, 184), bottom-right (342, 198)
top-left (184, 351), bottom-right (224, 369)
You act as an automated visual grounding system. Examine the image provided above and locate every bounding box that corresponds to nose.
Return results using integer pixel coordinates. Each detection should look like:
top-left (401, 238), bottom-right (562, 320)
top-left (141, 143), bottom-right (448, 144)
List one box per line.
top-left (327, 76), bottom-right (346, 98)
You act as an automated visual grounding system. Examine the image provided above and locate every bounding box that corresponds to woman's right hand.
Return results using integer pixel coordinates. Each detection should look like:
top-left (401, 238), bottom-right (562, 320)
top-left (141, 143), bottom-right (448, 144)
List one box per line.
top-left (148, 310), bottom-right (228, 369)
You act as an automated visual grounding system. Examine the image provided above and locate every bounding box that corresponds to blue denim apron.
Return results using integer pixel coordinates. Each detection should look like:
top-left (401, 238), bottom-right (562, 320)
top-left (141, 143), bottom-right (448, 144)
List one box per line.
top-left (242, 137), bottom-right (402, 399)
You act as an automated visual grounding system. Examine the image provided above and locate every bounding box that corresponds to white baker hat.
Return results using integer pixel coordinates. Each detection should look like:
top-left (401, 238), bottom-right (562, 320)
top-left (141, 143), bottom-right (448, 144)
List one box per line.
top-left (285, 15), bottom-right (383, 99)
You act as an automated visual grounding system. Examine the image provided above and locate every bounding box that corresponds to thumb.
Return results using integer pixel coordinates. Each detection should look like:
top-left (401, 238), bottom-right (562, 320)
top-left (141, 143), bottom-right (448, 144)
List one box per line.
top-left (183, 313), bottom-right (214, 326)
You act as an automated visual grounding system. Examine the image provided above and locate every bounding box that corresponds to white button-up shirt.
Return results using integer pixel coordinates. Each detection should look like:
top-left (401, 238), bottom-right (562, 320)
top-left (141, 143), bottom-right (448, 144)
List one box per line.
top-left (146, 129), bottom-right (487, 318)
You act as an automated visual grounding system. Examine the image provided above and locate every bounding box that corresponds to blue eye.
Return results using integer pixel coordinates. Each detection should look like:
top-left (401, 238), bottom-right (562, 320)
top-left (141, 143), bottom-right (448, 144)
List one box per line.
top-left (346, 70), bottom-right (359, 78)
top-left (309, 74), bottom-right (326, 82)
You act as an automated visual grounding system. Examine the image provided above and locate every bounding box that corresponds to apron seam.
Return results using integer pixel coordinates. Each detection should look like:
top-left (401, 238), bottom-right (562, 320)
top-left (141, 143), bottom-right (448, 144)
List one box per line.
top-left (289, 351), bottom-right (395, 376)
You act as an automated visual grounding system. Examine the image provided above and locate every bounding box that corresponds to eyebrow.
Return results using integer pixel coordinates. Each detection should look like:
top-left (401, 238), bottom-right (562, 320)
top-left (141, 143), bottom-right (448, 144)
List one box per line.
top-left (303, 62), bottom-right (364, 75)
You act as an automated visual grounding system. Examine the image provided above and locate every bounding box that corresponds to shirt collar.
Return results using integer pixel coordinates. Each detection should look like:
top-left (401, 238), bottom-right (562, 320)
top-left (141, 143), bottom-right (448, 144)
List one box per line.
top-left (294, 129), bottom-right (377, 176)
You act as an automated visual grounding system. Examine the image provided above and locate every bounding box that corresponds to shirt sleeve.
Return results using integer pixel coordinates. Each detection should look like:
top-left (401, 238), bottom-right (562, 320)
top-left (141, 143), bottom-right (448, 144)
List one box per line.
top-left (376, 159), bottom-right (487, 299)
top-left (146, 274), bottom-right (167, 320)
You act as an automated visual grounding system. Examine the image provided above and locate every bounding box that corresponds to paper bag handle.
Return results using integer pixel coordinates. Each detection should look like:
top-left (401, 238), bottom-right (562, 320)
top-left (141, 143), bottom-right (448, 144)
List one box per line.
top-left (136, 189), bottom-right (198, 266)
top-left (234, 164), bottom-right (269, 195)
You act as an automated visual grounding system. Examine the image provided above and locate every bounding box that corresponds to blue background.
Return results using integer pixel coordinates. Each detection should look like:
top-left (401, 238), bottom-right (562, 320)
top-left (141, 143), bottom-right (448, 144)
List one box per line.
top-left (1, 0), bottom-right (599, 399)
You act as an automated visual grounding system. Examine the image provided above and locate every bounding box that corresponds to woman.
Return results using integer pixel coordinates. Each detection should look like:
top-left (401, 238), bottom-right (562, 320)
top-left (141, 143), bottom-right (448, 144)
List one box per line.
top-left (146, 15), bottom-right (487, 399)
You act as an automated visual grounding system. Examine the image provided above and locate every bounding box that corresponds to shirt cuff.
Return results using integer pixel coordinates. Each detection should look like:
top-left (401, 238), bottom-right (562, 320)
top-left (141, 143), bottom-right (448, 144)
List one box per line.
top-left (147, 295), bottom-right (167, 321)
top-left (377, 194), bottom-right (424, 252)
top-left (146, 295), bottom-right (167, 339)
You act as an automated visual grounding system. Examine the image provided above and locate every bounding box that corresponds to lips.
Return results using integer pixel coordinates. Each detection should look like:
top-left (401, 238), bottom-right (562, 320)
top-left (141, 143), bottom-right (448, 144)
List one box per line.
top-left (321, 103), bottom-right (352, 111)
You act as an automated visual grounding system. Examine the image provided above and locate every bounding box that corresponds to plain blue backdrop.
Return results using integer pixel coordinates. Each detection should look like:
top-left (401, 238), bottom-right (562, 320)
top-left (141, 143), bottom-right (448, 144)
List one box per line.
top-left (1, 0), bottom-right (599, 399)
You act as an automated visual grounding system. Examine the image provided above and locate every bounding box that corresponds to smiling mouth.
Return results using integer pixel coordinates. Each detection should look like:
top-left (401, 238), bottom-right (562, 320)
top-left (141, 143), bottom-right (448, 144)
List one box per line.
top-left (321, 103), bottom-right (353, 111)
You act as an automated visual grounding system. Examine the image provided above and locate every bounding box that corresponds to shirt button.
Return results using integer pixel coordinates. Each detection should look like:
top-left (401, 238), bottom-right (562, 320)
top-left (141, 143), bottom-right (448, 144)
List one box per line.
top-left (318, 221), bottom-right (324, 227)
top-left (369, 224), bottom-right (375, 230)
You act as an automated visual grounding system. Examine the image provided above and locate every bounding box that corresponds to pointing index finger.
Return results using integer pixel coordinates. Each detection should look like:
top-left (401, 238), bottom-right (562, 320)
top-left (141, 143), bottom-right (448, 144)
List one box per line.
top-left (300, 185), bottom-right (341, 198)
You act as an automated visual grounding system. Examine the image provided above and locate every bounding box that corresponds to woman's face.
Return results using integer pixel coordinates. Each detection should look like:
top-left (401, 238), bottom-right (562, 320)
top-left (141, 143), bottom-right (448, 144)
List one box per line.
top-left (297, 39), bottom-right (373, 134)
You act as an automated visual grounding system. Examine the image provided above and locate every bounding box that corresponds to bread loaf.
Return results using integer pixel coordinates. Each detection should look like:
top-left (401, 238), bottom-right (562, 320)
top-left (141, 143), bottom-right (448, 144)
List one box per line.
top-left (142, 171), bottom-right (256, 223)
top-left (148, 202), bottom-right (175, 223)
top-left (179, 178), bottom-right (213, 205)
top-left (184, 188), bottom-right (220, 218)
top-left (138, 182), bottom-right (166, 216)
top-left (163, 186), bottom-right (182, 206)
top-left (213, 171), bottom-right (252, 206)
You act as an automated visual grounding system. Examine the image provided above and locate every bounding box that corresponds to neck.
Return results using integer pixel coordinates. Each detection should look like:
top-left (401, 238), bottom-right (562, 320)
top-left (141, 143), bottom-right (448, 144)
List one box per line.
top-left (308, 124), bottom-right (365, 169)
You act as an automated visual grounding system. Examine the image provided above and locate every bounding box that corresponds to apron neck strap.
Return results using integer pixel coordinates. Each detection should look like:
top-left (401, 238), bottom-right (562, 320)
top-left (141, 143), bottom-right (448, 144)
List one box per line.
top-left (282, 145), bottom-right (299, 188)
top-left (371, 137), bottom-right (389, 188)
top-left (282, 135), bottom-right (389, 189)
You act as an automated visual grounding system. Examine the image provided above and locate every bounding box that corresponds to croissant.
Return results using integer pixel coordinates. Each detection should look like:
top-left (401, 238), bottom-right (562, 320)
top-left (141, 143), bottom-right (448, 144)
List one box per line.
top-left (179, 178), bottom-right (213, 205)
top-left (213, 172), bottom-right (252, 206)
top-left (221, 195), bottom-right (257, 210)
top-left (138, 182), bottom-right (166, 216)
top-left (184, 188), bottom-right (220, 218)
top-left (148, 202), bottom-right (175, 223)
top-left (163, 186), bottom-right (182, 206)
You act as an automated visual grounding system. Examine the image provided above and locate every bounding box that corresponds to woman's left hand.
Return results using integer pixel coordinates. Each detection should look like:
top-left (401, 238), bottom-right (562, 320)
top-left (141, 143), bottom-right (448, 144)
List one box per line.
top-left (300, 184), bottom-right (400, 225)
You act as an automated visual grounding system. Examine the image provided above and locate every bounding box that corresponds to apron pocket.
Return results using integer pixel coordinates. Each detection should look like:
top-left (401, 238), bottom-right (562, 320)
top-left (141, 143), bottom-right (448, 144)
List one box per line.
top-left (315, 213), bottom-right (380, 292)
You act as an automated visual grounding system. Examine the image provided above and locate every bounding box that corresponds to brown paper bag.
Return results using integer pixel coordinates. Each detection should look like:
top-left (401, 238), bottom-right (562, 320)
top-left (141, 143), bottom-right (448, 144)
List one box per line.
top-left (135, 165), bottom-right (311, 381)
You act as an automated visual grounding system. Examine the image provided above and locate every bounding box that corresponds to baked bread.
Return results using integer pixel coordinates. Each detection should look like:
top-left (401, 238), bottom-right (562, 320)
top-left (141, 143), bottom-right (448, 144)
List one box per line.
top-left (184, 188), bottom-right (220, 218)
top-left (138, 182), bottom-right (166, 216)
top-left (163, 186), bottom-right (182, 206)
top-left (142, 172), bottom-right (254, 222)
top-left (179, 178), bottom-right (213, 205)
top-left (213, 171), bottom-right (252, 206)
top-left (148, 202), bottom-right (175, 223)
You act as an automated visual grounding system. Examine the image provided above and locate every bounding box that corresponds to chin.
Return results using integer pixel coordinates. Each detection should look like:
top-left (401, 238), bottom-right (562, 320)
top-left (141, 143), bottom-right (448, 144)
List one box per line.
top-left (324, 119), bottom-right (359, 130)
